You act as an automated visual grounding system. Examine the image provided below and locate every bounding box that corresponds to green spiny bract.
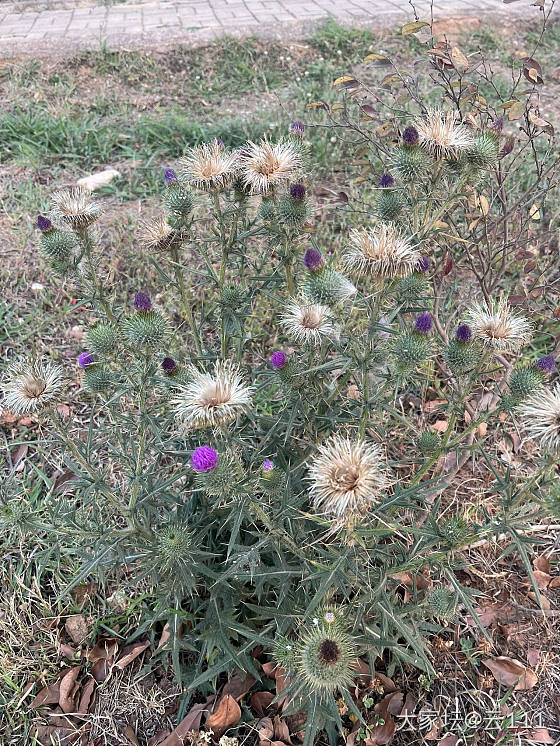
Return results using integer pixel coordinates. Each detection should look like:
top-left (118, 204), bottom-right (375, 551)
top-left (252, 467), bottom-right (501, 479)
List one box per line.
top-left (259, 465), bottom-right (286, 497)
top-left (499, 392), bottom-right (522, 414)
top-left (123, 311), bottom-right (167, 351)
top-left (258, 198), bottom-right (277, 223)
top-left (509, 365), bottom-right (544, 399)
top-left (294, 624), bottom-right (356, 697)
top-left (302, 267), bottom-right (356, 306)
top-left (163, 182), bottom-right (195, 217)
top-left (87, 323), bottom-right (120, 357)
top-left (273, 637), bottom-right (299, 671)
top-left (543, 481), bottom-right (560, 519)
top-left (143, 521), bottom-right (196, 596)
top-left (278, 194), bottom-right (309, 229)
top-left (417, 429), bottom-right (441, 455)
top-left (428, 587), bottom-right (457, 621)
top-left (392, 145), bottom-right (431, 182)
top-left (394, 273), bottom-right (429, 303)
top-left (445, 338), bottom-right (482, 375)
top-left (274, 357), bottom-right (307, 395)
top-left (439, 515), bottom-right (471, 547)
top-left (0, 499), bottom-right (33, 537)
top-left (376, 189), bottom-right (406, 223)
top-left (196, 455), bottom-right (244, 499)
top-left (219, 285), bottom-right (249, 315)
top-left (466, 133), bottom-right (499, 171)
top-left (392, 332), bottom-right (432, 372)
top-left (39, 228), bottom-right (76, 274)
top-left (83, 365), bottom-right (113, 393)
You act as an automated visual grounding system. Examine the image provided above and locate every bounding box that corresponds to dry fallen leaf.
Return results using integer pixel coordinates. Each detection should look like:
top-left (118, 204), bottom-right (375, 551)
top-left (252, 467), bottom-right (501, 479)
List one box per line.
top-left (59, 666), bottom-right (81, 713)
top-left (160, 697), bottom-right (215, 746)
top-left (482, 656), bottom-right (538, 690)
top-left (115, 640), bottom-right (151, 669)
top-left (251, 691), bottom-right (275, 717)
top-left (222, 671), bottom-right (257, 701)
top-left (206, 694), bottom-right (242, 737)
top-left (65, 615), bottom-right (90, 644)
top-left (30, 681), bottom-right (61, 709)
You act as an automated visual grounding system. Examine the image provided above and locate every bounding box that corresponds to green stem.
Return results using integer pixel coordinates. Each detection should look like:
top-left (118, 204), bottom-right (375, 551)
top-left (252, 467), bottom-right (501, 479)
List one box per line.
top-left (170, 246), bottom-right (203, 356)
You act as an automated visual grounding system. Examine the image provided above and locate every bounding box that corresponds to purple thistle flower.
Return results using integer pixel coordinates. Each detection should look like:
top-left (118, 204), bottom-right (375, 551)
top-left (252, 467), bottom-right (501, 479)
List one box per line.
top-left (303, 247), bottom-right (324, 272)
top-left (161, 357), bottom-right (177, 374)
top-left (134, 291), bottom-right (152, 313)
top-left (490, 116), bottom-right (504, 133)
top-left (263, 459), bottom-right (274, 471)
top-left (78, 352), bottom-right (95, 368)
top-left (37, 215), bottom-right (53, 232)
top-left (456, 324), bottom-right (473, 343)
top-left (214, 137), bottom-right (225, 149)
top-left (416, 256), bottom-right (430, 273)
top-left (270, 350), bottom-right (288, 369)
top-left (191, 445), bottom-right (219, 472)
top-left (402, 125), bottom-right (419, 146)
top-left (164, 168), bottom-right (177, 185)
top-left (290, 183), bottom-right (306, 201)
top-left (536, 354), bottom-right (555, 374)
top-left (379, 173), bottom-right (395, 188)
top-left (414, 312), bottom-right (433, 335)
top-left (290, 120), bottom-right (305, 136)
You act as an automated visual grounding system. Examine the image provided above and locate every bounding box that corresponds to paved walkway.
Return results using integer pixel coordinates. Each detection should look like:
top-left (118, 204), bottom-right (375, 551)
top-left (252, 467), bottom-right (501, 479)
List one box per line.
top-left (0, 0), bottom-right (546, 57)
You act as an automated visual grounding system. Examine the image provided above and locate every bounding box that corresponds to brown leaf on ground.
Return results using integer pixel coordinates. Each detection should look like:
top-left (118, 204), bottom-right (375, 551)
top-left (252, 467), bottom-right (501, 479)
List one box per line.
top-left (424, 716), bottom-right (443, 740)
top-left (70, 583), bottom-right (98, 607)
top-left (482, 657), bottom-right (538, 690)
top-left (251, 691), bottom-right (275, 716)
top-left (87, 638), bottom-right (119, 663)
top-left (385, 692), bottom-right (404, 716)
top-left (206, 694), bottom-right (241, 737)
top-left (273, 715), bottom-right (292, 744)
top-left (391, 571), bottom-right (431, 590)
top-left (262, 661), bottom-right (277, 678)
top-left (528, 729), bottom-right (554, 743)
top-left (365, 694), bottom-right (397, 745)
top-left (527, 648), bottom-right (540, 668)
top-left (123, 725), bottom-right (140, 746)
top-left (466, 603), bottom-right (515, 627)
top-left (400, 692), bottom-right (416, 717)
top-left (148, 730), bottom-right (172, 746)
top-left (65, 615), bottom-right (90, 644)
top-left (77, 677), bottom-right (96, 715)
top-left (59, 667), bottom-right (81, 713)
top-left (160, 698), bottom-right (215, 746)
top-left (222, 671), bottom-right (257, 701)
top-left (534, 555), bottom-right (551, 573)
top-left (528, 591), bottom-right (551, 610)
top-left (437, 736), bottom-right (458, 746)
top-left (33, 725), bottom-right (81, 745)
top-left (30, 681), bottom-right (61, 709)
top-left (115, 640), bottom-right (151, 669)
top-left (532, 570), bottom-right (551, 589)
top-left (374, 673), bottom-right (398, 692)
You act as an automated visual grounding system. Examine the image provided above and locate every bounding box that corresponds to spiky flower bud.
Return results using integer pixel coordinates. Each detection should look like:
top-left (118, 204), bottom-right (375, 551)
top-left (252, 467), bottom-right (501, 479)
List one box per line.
top-left (293, 625), bottom-right (356, 696)
top-left (144, 520), bottom-right (196, 596)
top-left (270, 350), bottom-right (288, 369)
top-left (392, 137), bottom-right (431, 181)
top-left (414, 312), bottom-right (433, 335)
top-left (302, 267), bottom-right (357, 306)
top-left (394, 273), bottom-right (429, 303)
top-left (440, 514), bottom-right (471, 546)
top-left (273, 638), bottom-right (299, 671)
top-left (379, 173), bottom-right (395, 188)
top-left (456, 324), bottom-right (472, 342)
top-left (78, 352), bottom-right (95, 369)
top-left (466, 133), bottom-right (499, 170)
top-left (376, 189), bottom-right (405, 222)
top-left (509, 365), bottom-right (545, 399)
top-left (304, 248), bottom-right (324, 272)
top-left (259, 458), bottom-right (285, 496)
top-left (191, 445), bottom-right (218, 472)
top-left (393, 332), bottom-right (432, 371)
top-left (163, 182), bottom-right (195, 217)
top-left (39, 226), bottom-right (76, 264)
top-left (290, 121), bottom-right (305, 138)
top-left (161, 357), bottom-right (178, 375)
top-left (536, 355), bottom-right (556, 375)
top-left (428, 588), bottom-right (457, 621)
top-left (278, 190), bottom-right (309, 229)
top-left (402, 125), bottom-right (419, 146)
top-left (258, 198), bottom-right (277, 223)
top-left (196, 454), bottom-right (243, 498)
top-left (417, 429), bottom-right (440, 455)
top-left (445, 327), bottom-right (481, 375)
top-left (124, 310), bottom-right (167, 351)
top-left (219, 285), bottom-right (247, 313)
top-left (87, 323), bottom-right (119, 357)
top-left (83, 365), bottom-right (112, 393)
top-left (290, 183), bottom-right (306, 201)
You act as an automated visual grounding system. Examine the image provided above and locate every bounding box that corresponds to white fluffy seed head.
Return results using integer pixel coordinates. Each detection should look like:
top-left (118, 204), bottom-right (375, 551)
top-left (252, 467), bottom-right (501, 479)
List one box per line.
top-left (414, 109), bottom-right (475, 159)
top-left (280, 299), bottom-right (340, 346)
top-left (465, 299), bottom-right (532, 353)
top-left (179, 141), bottom-right (239, 192)
top-left (240, 140), bottom-right (302, 195)
top-left (518, 383), bottom-right (560, 454)
top-left (1, 360), bottom-right (64, 415)
top-left (172, 360), bottom-right (252, 431)
top-left (308, 435), bottom-right (390, 524)
top-left (50, 187), bottom-right (101, 229)
top-left (343, 224), bottom-right (421, 278)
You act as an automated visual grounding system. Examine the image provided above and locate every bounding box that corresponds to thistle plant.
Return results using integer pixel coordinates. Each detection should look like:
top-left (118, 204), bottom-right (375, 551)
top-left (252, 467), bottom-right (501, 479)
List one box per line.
top-left (2, 16), bottom-right (560, 744)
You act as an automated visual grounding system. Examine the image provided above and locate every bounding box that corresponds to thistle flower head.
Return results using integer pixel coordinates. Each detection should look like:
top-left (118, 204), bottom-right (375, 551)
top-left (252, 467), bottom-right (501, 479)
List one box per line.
top-left (280, 299), bottom-right (339, 346)
top-left (172, 360), bottom-right (252, 430)
top-left (290, 183), bottom-right (306, 200)
top-left (87, 323), bottom-right (119, 356)
top-left (379, 173), bottom-right (395, 188)
top-left (270, 350), bottom-right (288, 369)
top-left (240, 140), bottom-right (302, 195)
top-left (518, 384), bottom-right (560, 453)
top-left (414, 312), bottom-right (433, 335)
top-left (402, 125), bottom-right (419, 146)
top-left (308, 435), bottom-right (390, 523)
top-left (465, 299), bottom-right (532, 353)
top-left (490, 116), bottom-right (504, 133)
top-left (295, 625), bottom-right (356, 695)
top-left (191, 445), bottom-right (219, 472)
top-left (164, 167), bottom-right (177, 184)
top-left (456, 324), bottom-right (473, 342)
top-left (37, 215), bottom-right (53, 232)
top-left (162, 357), bottom-right (177, 375)
top-left (2, 360), bottom-right (64, 415)
top-left (214, 137), bottom-right (225, 149)
top-left (536, 355), bottom-right (556, 375)
top-left (303, 247), bottom-right (324, 272)
top-left (50, 186), bottom-right (101, 229)
top-left (78, 352), bottom-right (95, 368)
top-left (344, 225), bottom-right (421, 278)
top-left (303, 268), bottom-right (357, 306)
top-left (262, 459), bottom-right (274, 472)
top-left (134, 291), bottom-right (153, 313)
top-left (416, 256), bottom-right (430, 273)
top-left (415, 110), bottom-right (475, 158)
top-left (140, 217), bottom-right (180, 253)
top-left (179, 141), bottom-right (239, 192)
top-left (289, 120), bottom-right (305, 137)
